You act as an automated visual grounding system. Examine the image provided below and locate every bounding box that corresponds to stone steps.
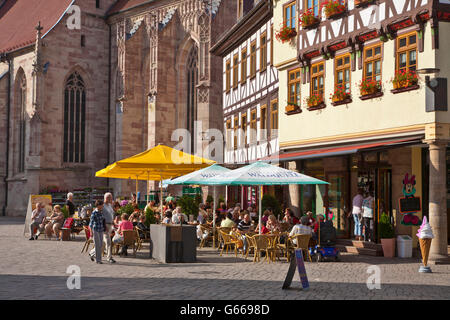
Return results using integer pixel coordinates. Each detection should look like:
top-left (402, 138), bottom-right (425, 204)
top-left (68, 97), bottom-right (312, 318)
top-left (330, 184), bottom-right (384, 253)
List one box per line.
top-left (336, 239), bottom-right (383, 256)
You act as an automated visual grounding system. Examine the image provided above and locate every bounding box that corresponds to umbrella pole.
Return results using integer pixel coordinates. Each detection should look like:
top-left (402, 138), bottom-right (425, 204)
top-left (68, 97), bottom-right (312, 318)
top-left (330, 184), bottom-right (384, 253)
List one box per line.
top-left (259, 185), bottom-right (262, 234)
top-left (160, 176), bottom-right (163, 214)
top-left (147, 172), bottom-right (149, 205)
top-left (213, 186), bottom-right (216, 249)
top-left (136, 176), bottom-right (138, 202)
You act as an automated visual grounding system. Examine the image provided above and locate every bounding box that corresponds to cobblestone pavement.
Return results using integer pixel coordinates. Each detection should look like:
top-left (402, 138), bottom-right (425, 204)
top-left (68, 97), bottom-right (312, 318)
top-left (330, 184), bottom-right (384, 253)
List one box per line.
top-left (0, 217), bottom-right (449, 300)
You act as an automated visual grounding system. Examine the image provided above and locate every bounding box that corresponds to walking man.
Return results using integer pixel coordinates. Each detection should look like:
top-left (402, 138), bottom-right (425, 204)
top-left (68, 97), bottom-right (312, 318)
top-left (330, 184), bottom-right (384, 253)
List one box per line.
top-left (102, 193), bottom-right (116, 263)
top-left (89, 200), bottom-right (106, 264)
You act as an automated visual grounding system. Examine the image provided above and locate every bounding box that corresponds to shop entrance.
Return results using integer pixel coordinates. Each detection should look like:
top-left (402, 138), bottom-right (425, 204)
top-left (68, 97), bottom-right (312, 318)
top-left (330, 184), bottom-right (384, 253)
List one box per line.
top-left (357, 167), bottom-right (392, 242)
top-left (326, 172), bottom-right (350, 238)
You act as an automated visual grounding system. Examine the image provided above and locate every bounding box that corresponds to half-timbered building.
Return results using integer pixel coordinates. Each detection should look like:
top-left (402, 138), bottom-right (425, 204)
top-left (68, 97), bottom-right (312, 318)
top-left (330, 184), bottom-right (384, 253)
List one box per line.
top-left (272, 0), bottom-right (450, 262)
top-left (211, 0), bottom-right (280, 208)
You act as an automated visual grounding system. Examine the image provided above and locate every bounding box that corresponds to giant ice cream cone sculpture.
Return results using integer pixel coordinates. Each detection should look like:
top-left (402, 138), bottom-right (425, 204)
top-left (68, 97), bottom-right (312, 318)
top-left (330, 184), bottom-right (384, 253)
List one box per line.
top-left (416, 216), bottom-right (434, 271)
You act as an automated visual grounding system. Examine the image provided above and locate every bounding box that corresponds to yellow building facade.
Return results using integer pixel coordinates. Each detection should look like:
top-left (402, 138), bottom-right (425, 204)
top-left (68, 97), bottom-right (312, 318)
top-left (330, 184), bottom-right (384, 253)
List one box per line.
top-left (272, 0), bottom-right (450, 262)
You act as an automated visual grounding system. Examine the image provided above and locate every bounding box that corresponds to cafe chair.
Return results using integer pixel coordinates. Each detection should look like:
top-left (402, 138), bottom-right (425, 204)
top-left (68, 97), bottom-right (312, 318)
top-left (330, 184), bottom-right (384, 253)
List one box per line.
top-left (288, 234), bottom-right (312, 262)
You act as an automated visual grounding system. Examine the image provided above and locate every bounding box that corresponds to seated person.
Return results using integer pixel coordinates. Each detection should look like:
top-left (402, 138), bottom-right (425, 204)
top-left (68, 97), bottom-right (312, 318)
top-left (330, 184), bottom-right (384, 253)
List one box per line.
top-left (221, 212), bottom-right (236, 228)
top-left (29, 202), bottom-right (47, 240)
top-left (247, 206), bottom-right (257, 219)
top-left (113, 214), bottom-right (121, 228)
top-left (289, 216), bottom-right (313, 245)
top-left (254, 222), bottom-right (270, 234)
top-left (129, 210), bottom-right (140, 227)
top-left (154, 213), bottom-right (161, 224)
top-left (162, 211), bottom-right (172, 224)
top-left (136, 215), bottom-right (150, 239)
top-left (313, 214), bottom-right (325, 234)
top-left (305, 211), bottom-right (316, 227)
top-left (283, 208), bottom-right (299, 226)
top-left (171, 207), bottom-right (188, 224)
top-left (113, 213), bottom-right (134, 256)
top-left (261, 209), bottom-right (271, 226)
top-left (266, 215), bottom-right (281, 233)
top-left (44, 205), bottom-right (65, 240)
top-left (237, 214), bottom-right (253, 234)
top-left (231, 208), bottom-right (240, 224)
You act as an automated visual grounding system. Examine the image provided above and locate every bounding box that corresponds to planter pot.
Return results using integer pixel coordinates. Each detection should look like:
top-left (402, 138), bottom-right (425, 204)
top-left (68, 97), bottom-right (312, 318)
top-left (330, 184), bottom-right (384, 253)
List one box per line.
top-left (326, 10), bottom-right (346, 19)
top-left (361, 87), bottom-right (380, 96)
top-left (355, 0), bottom-right (375, 6)
top-left (302, 17), bottom-right (320, 29)
top-left (381, 238), bottom-right (396, 258)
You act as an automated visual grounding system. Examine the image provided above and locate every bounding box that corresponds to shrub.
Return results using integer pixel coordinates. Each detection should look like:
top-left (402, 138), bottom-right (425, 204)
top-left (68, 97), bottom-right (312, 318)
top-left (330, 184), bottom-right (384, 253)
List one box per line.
top-left (379, 213), bottom-right (395, 239)
top-left (178, 195), bottom-right (199, 218)
top-left (144, 207), bottom-right (156, 227)
top-left (117, 203), bottom-right (134, 216)
top-left (262, 194), bottom-right (282, 217)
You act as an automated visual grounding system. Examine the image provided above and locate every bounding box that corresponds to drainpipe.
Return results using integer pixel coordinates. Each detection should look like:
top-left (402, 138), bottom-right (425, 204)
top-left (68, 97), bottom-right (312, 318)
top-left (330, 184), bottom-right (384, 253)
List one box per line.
top-left (2, 55), bottom-right (11, 216)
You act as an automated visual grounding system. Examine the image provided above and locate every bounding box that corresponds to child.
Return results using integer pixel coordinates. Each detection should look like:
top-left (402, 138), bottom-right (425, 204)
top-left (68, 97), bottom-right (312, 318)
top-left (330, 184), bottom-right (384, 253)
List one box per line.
top-left (113, 213), bottom-right (134, 256)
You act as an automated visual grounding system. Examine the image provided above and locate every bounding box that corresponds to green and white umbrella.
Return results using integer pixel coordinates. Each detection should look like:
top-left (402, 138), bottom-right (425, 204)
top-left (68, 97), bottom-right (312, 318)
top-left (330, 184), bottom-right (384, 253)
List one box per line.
top-left (203, 161), bottom-right (329, 233)
top-left (166, 164), bottom-right (232, 247)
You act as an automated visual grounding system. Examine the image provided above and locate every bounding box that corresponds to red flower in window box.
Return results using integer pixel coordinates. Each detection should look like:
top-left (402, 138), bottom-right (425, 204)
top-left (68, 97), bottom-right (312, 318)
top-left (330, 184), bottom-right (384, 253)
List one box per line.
top-left (391, 70), bottom-right (418, 89)
top-left (275, 24), bottom-right (297, 43)
top-left (300, 9), bottom-right (320, 28)
top-left (305, 94), bottom-right (324, 107)
top-left (359, 79), bottom-right (382, 96)
top-left (330, 86), bottom-right (351, 102)
top-left (322, 0), bottom-right (346, 19)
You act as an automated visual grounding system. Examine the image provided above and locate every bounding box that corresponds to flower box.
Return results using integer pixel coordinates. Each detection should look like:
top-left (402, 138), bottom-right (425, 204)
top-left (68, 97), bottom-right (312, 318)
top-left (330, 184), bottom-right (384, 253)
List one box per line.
top-left (300, 9), bottom-right (320, 29)
top-left (391, 84), bottom-right (420, 94)
top-left (359, 79), bottom-right (382, 97)
top-left (275, 25), bottom-right (297, 43)
top-left (285, 103), bottom-right (302, 115)
top-left (330, 86), bottom-right (351, 105)
top-left (324, 1), bottom-right (347, 19)
top-left (305, 95), bottom-right (326, 110)
top-left (391, 70), bottom-right (419, 90)
top-left (355, 0), bottom-right (376, 7)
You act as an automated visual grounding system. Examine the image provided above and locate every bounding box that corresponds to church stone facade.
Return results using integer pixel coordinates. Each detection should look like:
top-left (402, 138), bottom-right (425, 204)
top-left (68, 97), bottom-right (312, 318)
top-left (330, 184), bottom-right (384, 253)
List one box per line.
top-left (0, 0), bottom-right (237, 216)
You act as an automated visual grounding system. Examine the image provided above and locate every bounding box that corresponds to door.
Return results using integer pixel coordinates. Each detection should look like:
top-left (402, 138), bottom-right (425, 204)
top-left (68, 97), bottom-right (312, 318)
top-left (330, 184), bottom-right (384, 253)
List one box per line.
top-left (326, 172), bottom-right (350, 238)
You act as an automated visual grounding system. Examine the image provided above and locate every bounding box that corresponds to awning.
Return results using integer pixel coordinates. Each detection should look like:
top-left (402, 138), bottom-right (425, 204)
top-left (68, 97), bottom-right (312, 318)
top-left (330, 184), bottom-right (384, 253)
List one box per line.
top-left (266, 137), bottom-right (424, 162)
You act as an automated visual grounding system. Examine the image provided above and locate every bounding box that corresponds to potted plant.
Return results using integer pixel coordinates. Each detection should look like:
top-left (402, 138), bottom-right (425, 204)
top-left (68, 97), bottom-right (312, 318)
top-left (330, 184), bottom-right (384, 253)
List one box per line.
top-left (275, 24), bottom-right (297, 43)
top-left (305, 94), bottom-right (324, 108)
top-left (391, 70), bottom-right (418, 89)
top-left (323, 0), bottom-right (346, 19)
top-left (379, 213), bottom-right (396, 258)
top-left (359, 79), bottom-right (382, 96)
top-left (300, 9), bottom-right (320, 28)
top-left (330, 86), bottom-right (351, 103)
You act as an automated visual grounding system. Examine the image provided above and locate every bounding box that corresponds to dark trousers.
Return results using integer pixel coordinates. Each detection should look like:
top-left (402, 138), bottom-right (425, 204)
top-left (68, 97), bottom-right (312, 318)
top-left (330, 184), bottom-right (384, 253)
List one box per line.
top-left (363, 217), bottom-right (373, 242)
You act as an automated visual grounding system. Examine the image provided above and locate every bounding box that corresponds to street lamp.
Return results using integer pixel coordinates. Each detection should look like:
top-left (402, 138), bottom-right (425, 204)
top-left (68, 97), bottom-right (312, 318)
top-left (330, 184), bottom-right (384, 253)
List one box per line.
top-left (416, 68), bottom-right (447, 112)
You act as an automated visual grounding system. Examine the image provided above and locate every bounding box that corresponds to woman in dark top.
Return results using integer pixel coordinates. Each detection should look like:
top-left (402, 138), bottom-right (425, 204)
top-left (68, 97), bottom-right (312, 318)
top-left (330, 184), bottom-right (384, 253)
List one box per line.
top-left (66, 192), bottom-right (75, 217)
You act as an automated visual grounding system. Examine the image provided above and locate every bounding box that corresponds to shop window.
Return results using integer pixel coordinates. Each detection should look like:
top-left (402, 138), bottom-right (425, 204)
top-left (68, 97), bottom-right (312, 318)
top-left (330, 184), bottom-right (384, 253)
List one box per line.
top-left (288, 68), bottom-right (301, 105)
top-left (260, 32), bottom-right (267, 72)
top-left (335, 54), bottom-right (351, 93)
top-left (233, 53), bottom-right (239, 89)
top-left (311, 62), bottom-right (325, 98)
top-left (250, 109), bottom-right (257, 143)
top-left (225, 60), bottom-right (231, 92)
top-left (284, 1), bottom-right (296, 29)
top-left (363, 43), bottom-right (382, 82)
top-left (241, 48), bottom-right (247, 84)
top-left (250, 41), bottom-right (257, 78)
top-left (397, 31), bottom-right (417, 73)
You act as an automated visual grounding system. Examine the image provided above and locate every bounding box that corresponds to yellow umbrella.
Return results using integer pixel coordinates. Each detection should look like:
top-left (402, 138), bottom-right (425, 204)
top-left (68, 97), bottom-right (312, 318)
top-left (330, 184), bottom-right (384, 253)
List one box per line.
top-left (96, 145), bottom-right (215, 211)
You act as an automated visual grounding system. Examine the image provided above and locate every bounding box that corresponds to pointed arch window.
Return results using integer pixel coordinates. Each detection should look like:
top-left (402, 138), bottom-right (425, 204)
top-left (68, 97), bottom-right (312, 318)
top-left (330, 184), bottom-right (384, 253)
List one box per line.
top-left (186, 46), bottom-right (198, 153)
top-left (64, 72), bottom-right (86, 163)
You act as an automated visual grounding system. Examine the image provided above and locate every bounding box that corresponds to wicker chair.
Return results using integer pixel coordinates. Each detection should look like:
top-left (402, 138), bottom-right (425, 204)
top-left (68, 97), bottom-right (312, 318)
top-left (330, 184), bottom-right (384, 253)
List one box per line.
top-left (288, 234), bottom-right (312, 262)
top-left (199, 225), bottom-right (213, 248)
top-left (251, 235), bottom-right (271, 263)
top-left (113, 230), bottom-right (137, 257)
top-left (218, 230), bottom-right (239, 257)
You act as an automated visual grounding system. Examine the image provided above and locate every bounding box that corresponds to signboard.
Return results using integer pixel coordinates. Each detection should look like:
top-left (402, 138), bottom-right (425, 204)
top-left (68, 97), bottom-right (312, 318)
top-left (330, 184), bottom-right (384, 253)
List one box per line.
top-left (23, 195), bottom-right (53, 236)
top-left (282, 249), bottom-right (310, 290)
top-left (399, 197), bottom-right (421, 214)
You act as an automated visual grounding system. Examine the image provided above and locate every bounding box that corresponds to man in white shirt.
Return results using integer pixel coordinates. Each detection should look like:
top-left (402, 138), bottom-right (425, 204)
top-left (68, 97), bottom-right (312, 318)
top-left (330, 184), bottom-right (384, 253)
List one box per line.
top-left (29, 202), bottom-right (47, 240)
top-left (90, 193), bottom-right (116, 264)
top-left (289, 216), bottom-right (312, 245)
top-left (171, 207), bottom-right (188, 224)
top-left (349, 188), bottom-right (364, 240)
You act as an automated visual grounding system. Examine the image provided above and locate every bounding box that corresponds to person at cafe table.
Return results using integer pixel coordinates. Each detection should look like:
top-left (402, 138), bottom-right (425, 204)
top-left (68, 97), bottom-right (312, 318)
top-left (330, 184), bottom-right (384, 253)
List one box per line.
top-left (29, 202), bottom-right (47, 240)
